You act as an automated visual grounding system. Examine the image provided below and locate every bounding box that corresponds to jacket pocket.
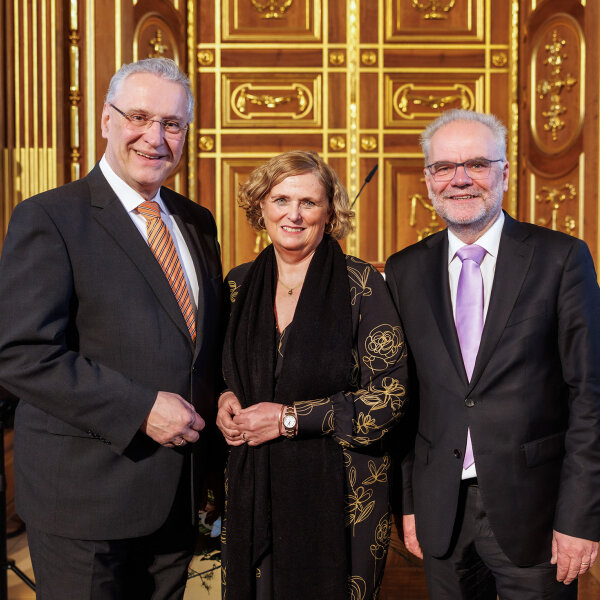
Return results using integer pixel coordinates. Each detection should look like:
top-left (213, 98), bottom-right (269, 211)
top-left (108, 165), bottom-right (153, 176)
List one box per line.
top-left (414, 432), bottom-right (431, 465)
top-left (505, 300), bottom-right (547, 327)
top-left (521, 430), bottom-right (566, 467)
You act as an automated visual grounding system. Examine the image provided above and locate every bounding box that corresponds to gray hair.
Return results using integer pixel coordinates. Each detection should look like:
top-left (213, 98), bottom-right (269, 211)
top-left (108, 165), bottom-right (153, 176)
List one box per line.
top-left (105, 58), bottom-right (194, 123)
top-left (420, 109), bottom-right (507, 164)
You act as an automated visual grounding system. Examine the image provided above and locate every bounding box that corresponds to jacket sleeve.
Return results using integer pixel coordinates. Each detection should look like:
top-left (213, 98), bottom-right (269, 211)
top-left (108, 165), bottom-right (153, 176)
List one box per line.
top-left (296, 260), bottom-right (410, 448)
top-left (0, 199), bottom-right (157, 455)
top-left (553, 239), bottom-right (600, 540)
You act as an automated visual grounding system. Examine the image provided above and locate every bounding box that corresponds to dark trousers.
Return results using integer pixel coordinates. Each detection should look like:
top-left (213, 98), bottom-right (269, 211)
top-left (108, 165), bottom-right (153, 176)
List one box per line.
top-left (423, 480), bottom-right (578, 600)
top-left (27, 474), bottom-right (196, 600)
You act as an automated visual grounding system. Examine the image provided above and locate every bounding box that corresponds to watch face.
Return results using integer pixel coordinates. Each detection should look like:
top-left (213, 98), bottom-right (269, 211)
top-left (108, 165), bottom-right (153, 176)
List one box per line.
top-left (283, 414), bottom-right (297, 429)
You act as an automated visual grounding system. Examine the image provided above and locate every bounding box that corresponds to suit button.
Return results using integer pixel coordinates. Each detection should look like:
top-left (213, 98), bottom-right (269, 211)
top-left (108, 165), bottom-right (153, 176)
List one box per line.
top-left (453, 449), bottom-right (462, 459)
top-left (465, 398), bottom-right (475, 407)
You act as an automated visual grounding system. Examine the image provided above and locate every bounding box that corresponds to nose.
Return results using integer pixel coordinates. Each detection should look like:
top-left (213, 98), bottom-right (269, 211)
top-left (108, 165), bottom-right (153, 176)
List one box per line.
top-left (288, 201), bottom-right (302, 221)
top-left (451, 164), bottom-right (473, 186)
top-left (143, 119), bottom-right (165, 146)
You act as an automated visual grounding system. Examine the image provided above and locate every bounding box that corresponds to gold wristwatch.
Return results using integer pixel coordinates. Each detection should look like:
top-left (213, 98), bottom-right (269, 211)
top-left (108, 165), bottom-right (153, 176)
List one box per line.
top-left (282, 405), bottom-right (297, 438)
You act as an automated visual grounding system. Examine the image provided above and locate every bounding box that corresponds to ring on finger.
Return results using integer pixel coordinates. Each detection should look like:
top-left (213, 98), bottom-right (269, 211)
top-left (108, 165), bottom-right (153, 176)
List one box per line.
top-left (242, 432), bottom-right (247, 442)
top-left (177, 437), bottom-right (185, 446)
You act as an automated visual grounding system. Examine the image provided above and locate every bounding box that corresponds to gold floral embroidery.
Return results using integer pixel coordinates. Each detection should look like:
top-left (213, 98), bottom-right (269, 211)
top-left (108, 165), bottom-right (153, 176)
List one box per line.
top-left (350, 348), bottom-right (360, 387)
top-left (346, 464), bottom-right (375, 535)
top-left (347, 575), bottom-right (367, 600)
top-left (228, 280), bottom-right (240, 303)
top-left (363, 456), bottom-right (390, 485)
top-left (370, 512), bottom-right (392, 561)
top-left (296, 398), bottom-right (334, 434)
top-left (347, 257), bottom-right (374, 306)
top-left (363, 324), bottom-right (404, 373)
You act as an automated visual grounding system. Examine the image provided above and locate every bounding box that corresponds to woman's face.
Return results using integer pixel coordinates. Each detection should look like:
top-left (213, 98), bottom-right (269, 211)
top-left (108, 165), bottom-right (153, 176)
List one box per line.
top-left (260, 172), bottom-right (331, 258)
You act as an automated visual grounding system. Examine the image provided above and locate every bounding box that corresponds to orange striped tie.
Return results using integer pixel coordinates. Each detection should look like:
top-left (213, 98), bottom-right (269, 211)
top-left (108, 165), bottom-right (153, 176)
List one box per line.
top-left (137, 201), bottom-right (196, 342)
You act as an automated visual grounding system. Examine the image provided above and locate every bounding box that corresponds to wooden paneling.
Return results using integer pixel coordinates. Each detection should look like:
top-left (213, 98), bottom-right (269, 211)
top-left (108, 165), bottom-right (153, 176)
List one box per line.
top-left (519, 0), bottom-right (598, 265)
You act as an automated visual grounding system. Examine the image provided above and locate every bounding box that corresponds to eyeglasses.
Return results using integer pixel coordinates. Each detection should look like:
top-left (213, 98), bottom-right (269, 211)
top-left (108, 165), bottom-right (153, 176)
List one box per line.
top-left (109, 103), bottom-right (188, 136)
top-left (426, 158), bottom-right (505, 182)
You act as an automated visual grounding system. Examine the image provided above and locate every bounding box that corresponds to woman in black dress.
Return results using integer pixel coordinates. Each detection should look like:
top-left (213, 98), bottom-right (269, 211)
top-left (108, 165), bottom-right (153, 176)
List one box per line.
top-left (217, 150), bottom-right (409, 599)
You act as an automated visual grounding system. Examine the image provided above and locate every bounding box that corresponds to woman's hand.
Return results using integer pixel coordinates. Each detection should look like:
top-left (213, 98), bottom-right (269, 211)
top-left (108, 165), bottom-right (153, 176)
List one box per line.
top-left (216, 391), bottom-right (245, 446)
top-left (233, 402), bottom-right (284, 446)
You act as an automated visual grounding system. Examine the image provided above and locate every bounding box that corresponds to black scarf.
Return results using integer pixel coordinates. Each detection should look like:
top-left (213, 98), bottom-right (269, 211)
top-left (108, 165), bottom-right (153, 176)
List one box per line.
top-left (222, 235), bottom-right (353, 599)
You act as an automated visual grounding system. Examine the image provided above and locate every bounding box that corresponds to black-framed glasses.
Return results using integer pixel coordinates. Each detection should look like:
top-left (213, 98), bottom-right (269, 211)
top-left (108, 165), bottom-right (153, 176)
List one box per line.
top-left (426, 158), bottom-right (505, 182)
top-left (109, 103), bottom-right (188, 135)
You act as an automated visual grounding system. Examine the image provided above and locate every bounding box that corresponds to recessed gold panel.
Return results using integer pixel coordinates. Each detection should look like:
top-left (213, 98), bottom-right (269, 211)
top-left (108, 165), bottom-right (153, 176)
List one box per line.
top-left (222, 0), bottom-right (322, 42)
top-left (222, 159), bottom-right (270, 270)
top-left (530, 14), bottom-right (584, 155)
top-left (385, 75), bottom-right (483, 127)
top-left (385, 0), bottom-right (483, 42)
top-left (222, 73), bottom-right (322, 127)
top-left (133, 15), bottom-right (179, 62)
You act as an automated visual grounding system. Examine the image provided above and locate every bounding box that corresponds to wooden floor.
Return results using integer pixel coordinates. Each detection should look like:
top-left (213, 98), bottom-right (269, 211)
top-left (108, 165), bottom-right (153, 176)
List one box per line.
top-left (4, 428), bottom-right (600, 599)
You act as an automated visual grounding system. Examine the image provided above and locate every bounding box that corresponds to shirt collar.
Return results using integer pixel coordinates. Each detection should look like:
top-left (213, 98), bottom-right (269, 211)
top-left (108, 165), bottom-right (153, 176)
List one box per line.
top-left (99, 155), bottom-right (166, 214)
top-left (447, 210), bottom-right (505, 264)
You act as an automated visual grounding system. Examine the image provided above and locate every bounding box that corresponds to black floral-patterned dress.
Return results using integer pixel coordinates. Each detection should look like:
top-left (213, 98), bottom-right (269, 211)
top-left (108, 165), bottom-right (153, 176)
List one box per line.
top-left (223, 254), bottom-right (408, 600)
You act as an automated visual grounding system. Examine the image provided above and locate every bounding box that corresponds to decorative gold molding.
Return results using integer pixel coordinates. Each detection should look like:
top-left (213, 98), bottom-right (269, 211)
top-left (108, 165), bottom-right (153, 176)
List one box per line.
top-left (360, 136), bottom-right (377, 151)
top-left (231, 83), bottom-right (311, 119)
top-left (492, 51), bottom-right (507, 67)
top-left (251, 0), bottom-right (294, 19)
top-left (411, 0), bottom-right (456, 20)
top-left (197, 49), bottom-right (214, 66)
top-left (69, 0), bottom-right (81, 181)
top-left (536, 30), bottom-right (577, 141)
top-left (329, 50), bottom-right (345, 66)
top-left (535, 183), bottom-right (577, 233)
top-left (148, 29), bottom-right (169, 57)
top-left (393, 83), bottom-right (474, 119)
top-left (329, 135), bottom-right (346, 151)
top-left (361, 51), bottom-right (377, 66)
top-left (199, 135), bottom-right (215, 151)
top-left (508, 0), bottom-right (519, 217)
top-left (409, 193), bottom-right (442, 240)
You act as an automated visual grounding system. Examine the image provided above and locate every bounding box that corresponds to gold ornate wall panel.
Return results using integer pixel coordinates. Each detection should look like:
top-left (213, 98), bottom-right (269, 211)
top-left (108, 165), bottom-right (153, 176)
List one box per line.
top-left (1, 0), bottom-right (61, 251)
top-left (195, 0), bottom-right (518, 273)
top-left (519, 0), bottom-right (598, 264)
top-left (3, 1), bottom-right (599, 271)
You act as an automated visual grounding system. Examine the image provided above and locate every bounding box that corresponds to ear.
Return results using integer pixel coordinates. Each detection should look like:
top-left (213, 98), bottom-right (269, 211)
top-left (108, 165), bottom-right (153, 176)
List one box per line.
top-left (100, 104), bottom-right (111, 140)
top-left (424, 168), bottom-right (434, 199)
top-left (502, 161), bottom-right (510, 192)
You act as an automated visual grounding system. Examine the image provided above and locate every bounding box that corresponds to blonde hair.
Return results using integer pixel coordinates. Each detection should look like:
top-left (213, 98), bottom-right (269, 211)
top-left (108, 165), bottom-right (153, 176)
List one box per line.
top-left (238, 150), bottom-right (354, 239)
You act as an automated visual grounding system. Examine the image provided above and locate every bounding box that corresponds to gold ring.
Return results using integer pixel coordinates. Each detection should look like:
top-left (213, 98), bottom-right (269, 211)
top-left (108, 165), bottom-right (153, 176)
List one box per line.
top-left (581, 562), bottom-right (590, 566)
top-left (242, 432), bottom-right (247, 442)
top-left (177, 437), bottom-right (185, 446)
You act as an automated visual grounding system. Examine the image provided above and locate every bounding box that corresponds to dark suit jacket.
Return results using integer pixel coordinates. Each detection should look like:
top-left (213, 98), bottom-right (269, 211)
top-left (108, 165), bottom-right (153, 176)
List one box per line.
top-left (0, 164), bottom-right (223, 540)
top-left (385, 212), bottom-right (600, 566)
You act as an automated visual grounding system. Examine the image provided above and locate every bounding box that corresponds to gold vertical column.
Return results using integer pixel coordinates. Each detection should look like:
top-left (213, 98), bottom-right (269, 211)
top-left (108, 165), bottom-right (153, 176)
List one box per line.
top-left (346, 0), bottom-right (360, 256)
top-left (187, 0), bottom-right (197, 202)
top-left (70, 0), bottom-right (81, 181)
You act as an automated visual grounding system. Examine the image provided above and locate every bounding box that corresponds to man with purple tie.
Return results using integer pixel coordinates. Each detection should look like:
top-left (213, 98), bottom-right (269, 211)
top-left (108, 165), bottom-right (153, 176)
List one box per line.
top-left (385, 109), bottom-right (600, 599)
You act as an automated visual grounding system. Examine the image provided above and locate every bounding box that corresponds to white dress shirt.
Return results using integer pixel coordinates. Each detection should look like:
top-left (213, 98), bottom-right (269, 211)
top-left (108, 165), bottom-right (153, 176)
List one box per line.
top-left (99, 156), bottom-right (199, 310)
top-left (447, 210), bottom-right (505, 478)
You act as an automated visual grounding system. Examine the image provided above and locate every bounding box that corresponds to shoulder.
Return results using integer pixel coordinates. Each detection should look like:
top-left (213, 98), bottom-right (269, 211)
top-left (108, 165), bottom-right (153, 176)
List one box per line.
top-left (345, 255), bottom-right (383, 282)
top-left (386, 229), bottom-right (446, 269)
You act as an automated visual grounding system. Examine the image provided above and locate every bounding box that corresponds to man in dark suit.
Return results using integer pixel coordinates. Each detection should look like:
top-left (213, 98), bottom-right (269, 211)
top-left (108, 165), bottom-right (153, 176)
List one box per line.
top-left (385, 109), bottom-right (600, 599)
top-left (0, 58), bottom-right (222, 598)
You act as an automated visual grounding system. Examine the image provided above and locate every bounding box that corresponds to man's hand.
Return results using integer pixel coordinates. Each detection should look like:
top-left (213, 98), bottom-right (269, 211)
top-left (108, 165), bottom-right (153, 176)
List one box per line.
top-left (551, 530), bottom-right (598, 585)
top-left (216, 391), bottom-right (244, 446)
top-left (403, 514), bottom-right (423, 559)
top-left (141, 391), bottom-right (205, 447)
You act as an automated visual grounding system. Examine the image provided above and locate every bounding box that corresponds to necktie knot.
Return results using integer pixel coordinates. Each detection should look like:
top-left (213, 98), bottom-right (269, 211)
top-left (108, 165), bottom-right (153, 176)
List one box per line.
top-left (137, 200), bottom-right (161, 220)
top-left (457, 244), bottom-right (486, 266)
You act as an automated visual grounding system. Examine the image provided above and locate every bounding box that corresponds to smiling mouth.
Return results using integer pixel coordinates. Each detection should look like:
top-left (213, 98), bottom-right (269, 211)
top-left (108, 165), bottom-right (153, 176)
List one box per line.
top-left (135, 151), bottom-right (164, 160)
top-left (282, 226), bottom-right (305, 232)
top-left (448, 194), bottom-right (479, 200)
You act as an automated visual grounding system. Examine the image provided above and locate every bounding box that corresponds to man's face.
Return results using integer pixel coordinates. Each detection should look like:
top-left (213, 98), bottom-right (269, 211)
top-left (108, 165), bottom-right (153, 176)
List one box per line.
top-left (101, 72), bottom-right (188, 200)
top-left (424, 120), bottom-right (509, 237)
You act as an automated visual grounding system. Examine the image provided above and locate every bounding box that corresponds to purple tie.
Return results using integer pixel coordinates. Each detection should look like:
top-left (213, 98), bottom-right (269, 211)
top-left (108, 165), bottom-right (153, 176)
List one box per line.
top-left (455, 244), bottom-right (486, 469)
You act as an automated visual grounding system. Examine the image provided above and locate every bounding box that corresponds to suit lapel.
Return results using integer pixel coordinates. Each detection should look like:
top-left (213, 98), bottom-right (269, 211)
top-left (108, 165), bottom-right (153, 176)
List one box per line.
top-left (420, 232), bottom-right (468, 383)
top-left (86, 165), bottom-right (194, 346)
top-left (468, 213), bottom-right (534, 390)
